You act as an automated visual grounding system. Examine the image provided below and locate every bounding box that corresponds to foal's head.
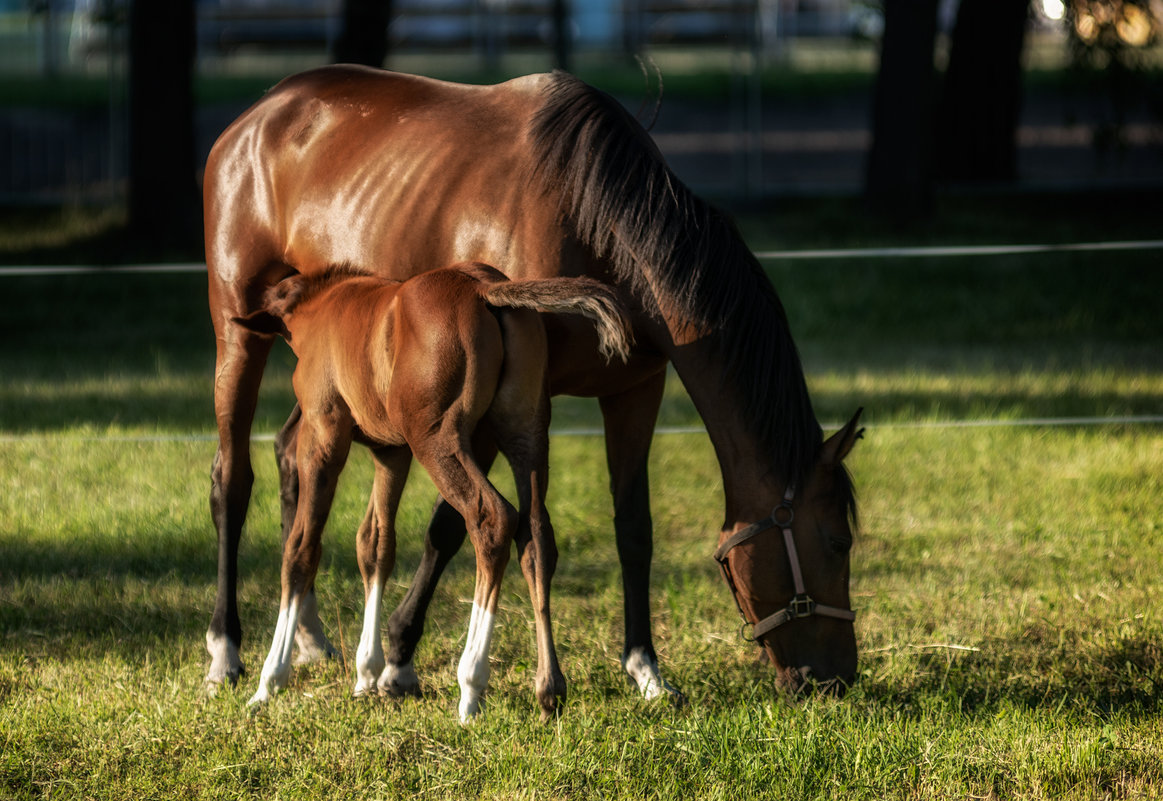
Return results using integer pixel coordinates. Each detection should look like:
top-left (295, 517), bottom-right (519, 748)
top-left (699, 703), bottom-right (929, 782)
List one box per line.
top-left (716, 409), bottom-right (863, 697)
top-left (233, 266), bottom-right (380, 343)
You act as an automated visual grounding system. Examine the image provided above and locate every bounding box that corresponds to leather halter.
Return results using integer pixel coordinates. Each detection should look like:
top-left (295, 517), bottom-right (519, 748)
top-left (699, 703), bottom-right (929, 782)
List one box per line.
top-left (713, 486), bottom-right (856, 642)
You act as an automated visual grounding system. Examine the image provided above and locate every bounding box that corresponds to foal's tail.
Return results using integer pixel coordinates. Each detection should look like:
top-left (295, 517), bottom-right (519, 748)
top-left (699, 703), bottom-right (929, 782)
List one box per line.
top-left (483, 277), bottom-right (634, 363)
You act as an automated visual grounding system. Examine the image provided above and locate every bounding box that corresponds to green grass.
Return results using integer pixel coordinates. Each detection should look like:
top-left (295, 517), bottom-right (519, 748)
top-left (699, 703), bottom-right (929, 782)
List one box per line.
top-left (2, 217), bottom-right (1162, 798)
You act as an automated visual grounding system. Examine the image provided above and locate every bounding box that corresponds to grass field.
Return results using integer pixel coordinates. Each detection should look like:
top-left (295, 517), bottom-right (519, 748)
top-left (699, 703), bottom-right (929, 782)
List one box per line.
top-left (1, 212), bottom-right (1162, 799)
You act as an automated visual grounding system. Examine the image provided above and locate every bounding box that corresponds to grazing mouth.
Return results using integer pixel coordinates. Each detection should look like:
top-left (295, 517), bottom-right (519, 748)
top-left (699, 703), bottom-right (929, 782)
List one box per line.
top-left (773, 662), bottom-right (855, 699)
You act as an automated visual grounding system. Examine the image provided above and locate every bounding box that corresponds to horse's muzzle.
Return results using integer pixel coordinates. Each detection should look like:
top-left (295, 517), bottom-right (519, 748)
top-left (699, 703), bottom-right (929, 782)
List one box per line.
top-left (775, 663), bottom-right (855, 699)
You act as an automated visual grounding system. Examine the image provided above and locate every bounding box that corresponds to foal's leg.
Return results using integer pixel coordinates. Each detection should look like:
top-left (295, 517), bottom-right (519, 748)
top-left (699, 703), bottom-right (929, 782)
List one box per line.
top-left (274, 405), bottom-right (339, 666)
top-left (415, 442), bottom-right (515, 722)
top-left (600, 371), bottom-right (682, 703)
top-left (250, 418), bottom-right (352, 706)
top-left (353, 446), bottom-right (411, 696)
top-left (207, 324), bottom-right (273, 689)
top-left (381, 440), bottom-right (498, 697)
top-left (493, 408), bottom-right (567, 720)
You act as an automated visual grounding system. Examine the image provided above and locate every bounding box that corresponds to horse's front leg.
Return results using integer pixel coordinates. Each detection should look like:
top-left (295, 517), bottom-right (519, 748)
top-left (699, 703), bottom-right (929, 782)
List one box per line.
top-left (381, 439), bottom-right (498, 697)
top-left (352, 446), bottom-right (411, 696)
top-left (599, 371), bottom-right (683, 704)
top-left (274, 405), bottom-right (339, 666)
top-left (250, 417), bottom-right (352, 706)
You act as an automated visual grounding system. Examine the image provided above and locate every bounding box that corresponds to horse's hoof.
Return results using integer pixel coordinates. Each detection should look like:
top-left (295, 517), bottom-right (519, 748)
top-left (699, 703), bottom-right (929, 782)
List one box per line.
top-left (203, 674), bottom-right (240, 697)
top-left (378, 662), bottom-right (421, 698)
top-left (458, 698), bottom-right (483, 723)
top-left (622, 648), bottom-right (683, 705)
top-left (205, 632), bottom-right (245, 693)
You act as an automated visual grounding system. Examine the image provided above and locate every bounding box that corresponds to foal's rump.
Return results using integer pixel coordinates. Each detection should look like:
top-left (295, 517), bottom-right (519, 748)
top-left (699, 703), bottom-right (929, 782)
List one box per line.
top-left (443, 261), bottom-right (633, 365)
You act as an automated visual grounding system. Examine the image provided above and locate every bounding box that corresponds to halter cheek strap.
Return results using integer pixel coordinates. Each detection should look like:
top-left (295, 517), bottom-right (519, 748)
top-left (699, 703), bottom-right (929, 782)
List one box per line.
top-left (714, 486), bottom-right (855, 643)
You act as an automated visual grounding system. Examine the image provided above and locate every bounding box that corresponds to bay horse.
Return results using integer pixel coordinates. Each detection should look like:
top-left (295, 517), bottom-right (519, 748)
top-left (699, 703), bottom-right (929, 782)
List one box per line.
top-left (236, 261), bottom-right (632, 719)
top-left (204, 64), bottom-right (864, 700)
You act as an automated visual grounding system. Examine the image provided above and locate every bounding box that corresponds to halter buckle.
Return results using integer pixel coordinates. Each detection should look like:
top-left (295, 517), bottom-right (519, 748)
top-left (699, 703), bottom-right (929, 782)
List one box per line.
top-left (787, 594), bottom-right (816, 619)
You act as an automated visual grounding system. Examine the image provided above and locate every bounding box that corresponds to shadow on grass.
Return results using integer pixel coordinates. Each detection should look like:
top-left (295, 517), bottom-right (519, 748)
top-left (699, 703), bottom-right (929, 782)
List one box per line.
top-left (3, 242), bottom-right (1162, 432)
top-left (854, 629), bottom-right (1163, 718)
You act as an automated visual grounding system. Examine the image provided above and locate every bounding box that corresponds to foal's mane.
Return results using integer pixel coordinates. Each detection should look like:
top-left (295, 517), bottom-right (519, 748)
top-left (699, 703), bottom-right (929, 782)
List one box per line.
top-left (530, 72), bottom-right (824, 488)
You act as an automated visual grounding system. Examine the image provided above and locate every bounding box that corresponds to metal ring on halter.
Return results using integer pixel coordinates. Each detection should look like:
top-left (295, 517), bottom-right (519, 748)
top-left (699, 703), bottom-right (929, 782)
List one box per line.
top-left (714, 485), bottom-right (855, 642)
top-left (771, 500), bottom-right (794, 528)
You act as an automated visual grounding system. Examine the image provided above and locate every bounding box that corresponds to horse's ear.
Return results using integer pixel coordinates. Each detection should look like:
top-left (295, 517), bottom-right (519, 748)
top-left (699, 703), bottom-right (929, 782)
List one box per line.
top-left (821, 407), bottom-right (864, 465)
top-left (233, 309), bottom-right (287, 338)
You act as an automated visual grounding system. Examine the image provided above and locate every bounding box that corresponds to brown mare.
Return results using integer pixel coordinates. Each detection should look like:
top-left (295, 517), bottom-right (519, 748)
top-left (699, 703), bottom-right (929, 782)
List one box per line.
top-left (204, 64), bottom-right (864, 700)
top-left (235, 262), bottom-right (632, 719)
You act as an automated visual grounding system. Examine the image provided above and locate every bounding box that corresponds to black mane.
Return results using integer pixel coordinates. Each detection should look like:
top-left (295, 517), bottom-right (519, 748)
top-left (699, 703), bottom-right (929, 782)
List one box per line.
top-left (530, 72), bottom-right (822, 486)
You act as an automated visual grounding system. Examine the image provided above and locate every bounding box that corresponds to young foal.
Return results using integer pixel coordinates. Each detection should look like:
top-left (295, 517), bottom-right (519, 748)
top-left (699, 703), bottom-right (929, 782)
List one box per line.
top-left (237, 262), bottom-right (632, 720)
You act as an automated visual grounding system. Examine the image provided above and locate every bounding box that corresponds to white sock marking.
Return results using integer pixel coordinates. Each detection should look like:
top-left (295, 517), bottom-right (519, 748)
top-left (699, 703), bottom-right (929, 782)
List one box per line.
top-left (204, 630), bottom-right (242, 690)
top-left (457, 602), bottom-right (496, 722)
top-left (249, 594), bottom-right (301, 706)
top-left (622, 647), bottom-right (676, 701)
top-left (354, 580), bottom-right (385, 696)
top-left (293, 591), bottom-right (337, 665)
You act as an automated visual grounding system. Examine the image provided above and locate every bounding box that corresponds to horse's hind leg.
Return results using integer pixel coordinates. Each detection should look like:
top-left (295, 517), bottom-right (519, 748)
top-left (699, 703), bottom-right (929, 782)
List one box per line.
top-left (273, 405), bottom-right (339, 666)
top-left (381, 439), bottom-right (497, 697)
top-left (206, 324), bottom-right (273, 690)
top-left (353, 446), bottom-right (411, 696)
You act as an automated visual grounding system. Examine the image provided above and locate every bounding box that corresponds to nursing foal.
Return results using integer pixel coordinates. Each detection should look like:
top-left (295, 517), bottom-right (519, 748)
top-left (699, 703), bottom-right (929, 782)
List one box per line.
top-left (236, 261), bottom-right (632, 720)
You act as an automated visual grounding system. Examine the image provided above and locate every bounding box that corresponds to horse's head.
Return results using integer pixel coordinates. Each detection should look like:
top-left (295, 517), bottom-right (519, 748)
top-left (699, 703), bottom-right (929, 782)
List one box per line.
top-left (715, 408), bottom-right (864, 697)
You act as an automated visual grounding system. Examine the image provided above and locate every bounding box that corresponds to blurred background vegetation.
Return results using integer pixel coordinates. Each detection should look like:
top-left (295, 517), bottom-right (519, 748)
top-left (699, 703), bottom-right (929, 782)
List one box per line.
top-left (0, 0), bottom-right (1160, 262)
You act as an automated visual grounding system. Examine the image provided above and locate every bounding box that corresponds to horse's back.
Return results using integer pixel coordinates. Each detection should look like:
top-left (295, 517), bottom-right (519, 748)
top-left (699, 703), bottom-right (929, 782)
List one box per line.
top-left (204, 67), bottom-right (559, 312)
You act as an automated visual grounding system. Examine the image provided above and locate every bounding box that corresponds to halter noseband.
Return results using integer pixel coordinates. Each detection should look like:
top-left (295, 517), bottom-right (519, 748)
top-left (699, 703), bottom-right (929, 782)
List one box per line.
top-left (713, 486), bottom-right (856, 642)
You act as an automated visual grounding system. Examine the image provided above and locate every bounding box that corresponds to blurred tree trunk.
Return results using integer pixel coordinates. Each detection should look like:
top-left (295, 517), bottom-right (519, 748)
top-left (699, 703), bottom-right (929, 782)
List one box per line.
top-left (333, 0), bottom-right (393, 67)
top-left (128, 0), bottom-right (199, 249)
top-left (937, 0), bottom-right (1031, 183)
top-left (865, 0), bottom-right (940, 220)
top-left (552, 0), bottom-right (571, 72)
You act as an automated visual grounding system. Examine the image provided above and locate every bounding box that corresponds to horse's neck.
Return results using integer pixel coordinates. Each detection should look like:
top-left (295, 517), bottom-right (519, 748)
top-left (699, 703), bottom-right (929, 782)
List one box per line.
top-left (665, 335), bottom-right (790, 528)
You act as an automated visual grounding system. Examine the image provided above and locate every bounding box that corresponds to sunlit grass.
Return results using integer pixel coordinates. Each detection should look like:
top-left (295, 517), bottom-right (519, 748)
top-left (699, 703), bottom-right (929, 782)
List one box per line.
top-left (2, 423), bottom-right (1161, 799)
top-left (2, 223), bottom-right (1162, 797)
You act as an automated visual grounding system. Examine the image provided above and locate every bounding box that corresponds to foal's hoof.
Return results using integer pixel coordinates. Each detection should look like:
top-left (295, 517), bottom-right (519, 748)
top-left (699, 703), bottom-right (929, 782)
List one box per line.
top-left (293, 636), bottom-right (339, 666)
top-left (538, 700), bottom-right (565, 723)
top-left (537, 677), bottom-right (567, 722)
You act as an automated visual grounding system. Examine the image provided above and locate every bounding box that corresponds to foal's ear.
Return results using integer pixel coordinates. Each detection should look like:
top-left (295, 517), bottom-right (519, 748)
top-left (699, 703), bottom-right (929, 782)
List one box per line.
top-left (232, 309), bottom-right (287, 338)
top-left (232, 274), bottom-right (305, 338)
top-left (821, 407), bottom-right (865, 465)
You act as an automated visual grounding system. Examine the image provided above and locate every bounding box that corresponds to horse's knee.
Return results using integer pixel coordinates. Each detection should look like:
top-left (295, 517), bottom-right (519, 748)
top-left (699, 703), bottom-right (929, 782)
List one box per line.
top-left (472, 498), bottom-right (517, 567)
top-left (210, 449), bottom-right (254, 530)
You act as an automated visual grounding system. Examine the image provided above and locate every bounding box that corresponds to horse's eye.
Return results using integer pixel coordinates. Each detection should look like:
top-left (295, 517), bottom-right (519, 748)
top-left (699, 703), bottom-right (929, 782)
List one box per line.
top-left (829, 537), bottom-right (852, 555)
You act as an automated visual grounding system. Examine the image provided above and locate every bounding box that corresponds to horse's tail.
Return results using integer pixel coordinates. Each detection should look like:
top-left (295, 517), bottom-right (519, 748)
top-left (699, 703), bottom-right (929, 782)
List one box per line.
top-left (483, 277), bottom-right (634, 363)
